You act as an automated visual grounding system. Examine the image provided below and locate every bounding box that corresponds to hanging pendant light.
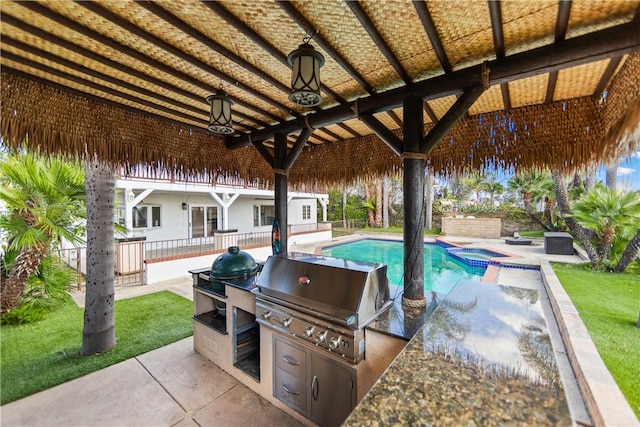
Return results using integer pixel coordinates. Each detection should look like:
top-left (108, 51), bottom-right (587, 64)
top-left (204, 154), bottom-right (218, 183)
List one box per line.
top-left (206, 91), bottom-right (234, 134)
top-left (287, 38), bottom-right (325, 107)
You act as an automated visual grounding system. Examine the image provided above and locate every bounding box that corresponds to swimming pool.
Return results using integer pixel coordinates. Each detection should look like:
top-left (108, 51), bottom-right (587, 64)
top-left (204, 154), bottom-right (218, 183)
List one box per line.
top-left (321, 239), bottom-right (485, 295)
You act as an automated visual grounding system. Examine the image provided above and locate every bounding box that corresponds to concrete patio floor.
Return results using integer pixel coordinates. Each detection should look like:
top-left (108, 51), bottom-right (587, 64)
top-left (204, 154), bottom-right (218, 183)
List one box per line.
top-left (2, 236), bottom-right (636, 426)
top-left (1, 335), bottom-right (304, 427)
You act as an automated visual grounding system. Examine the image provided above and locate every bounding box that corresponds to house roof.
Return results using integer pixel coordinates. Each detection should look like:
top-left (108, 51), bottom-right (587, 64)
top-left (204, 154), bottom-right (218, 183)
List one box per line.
top-left (1, 1), bottom-right (639, 189)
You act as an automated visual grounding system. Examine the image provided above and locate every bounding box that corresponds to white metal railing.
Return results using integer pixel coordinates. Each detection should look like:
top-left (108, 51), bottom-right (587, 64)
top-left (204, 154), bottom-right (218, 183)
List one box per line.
top-left (53, 223), bottom-right (332, 287)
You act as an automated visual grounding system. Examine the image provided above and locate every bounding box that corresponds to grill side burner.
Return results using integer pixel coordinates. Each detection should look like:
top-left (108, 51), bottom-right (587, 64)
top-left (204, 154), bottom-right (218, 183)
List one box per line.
top-left (255, 252), bottom-right (391, 364)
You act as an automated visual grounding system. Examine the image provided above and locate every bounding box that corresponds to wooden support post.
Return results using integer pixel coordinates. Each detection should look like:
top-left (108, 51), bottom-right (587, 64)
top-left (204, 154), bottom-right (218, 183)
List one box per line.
top-left (402, 95), bottom-right (426, 307)
top-left (274, 133), bottom-right (288, 254)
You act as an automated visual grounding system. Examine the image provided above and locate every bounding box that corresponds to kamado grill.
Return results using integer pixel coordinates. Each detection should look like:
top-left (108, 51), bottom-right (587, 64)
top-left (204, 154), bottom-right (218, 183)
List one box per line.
top-left (255, 252), bottom-right (391, 364)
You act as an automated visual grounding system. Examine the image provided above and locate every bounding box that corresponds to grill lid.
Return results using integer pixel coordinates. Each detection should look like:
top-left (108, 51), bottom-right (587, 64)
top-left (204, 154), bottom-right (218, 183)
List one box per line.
top-left (256, 252), bottom-right (391, 328)
top-left (210, 246), bottom-right (258, 280)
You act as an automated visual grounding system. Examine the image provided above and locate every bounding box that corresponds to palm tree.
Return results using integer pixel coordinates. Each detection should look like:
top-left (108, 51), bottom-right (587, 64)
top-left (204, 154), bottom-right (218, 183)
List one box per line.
top-left (0, 151), bottom-right (85, 314)
top-left (462, 173), bottom-right (487, 205)
top-left (569, 186), bottom-right (640, 271)
top-left (81, 158), bottom-right (117, 355)
top-left (507, 170), bottom-right (554, 230)
top-left (481, 176), bottom-right (504, 206)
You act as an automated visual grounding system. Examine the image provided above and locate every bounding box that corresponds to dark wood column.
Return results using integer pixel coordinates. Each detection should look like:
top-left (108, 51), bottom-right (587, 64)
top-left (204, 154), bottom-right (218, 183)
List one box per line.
top-left (273, 133), bottom-right (288, 253)
top-left (402, 95), bottom-right (426, 307)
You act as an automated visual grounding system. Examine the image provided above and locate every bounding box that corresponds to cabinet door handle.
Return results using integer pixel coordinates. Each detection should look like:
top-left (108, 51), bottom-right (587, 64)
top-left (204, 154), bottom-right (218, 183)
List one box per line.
top-left (312, 375), bottom-right (319, 400)
top-left (282, 384), bottom-right (300, 395)
top-left (282, 355), bottom-right (300, 366)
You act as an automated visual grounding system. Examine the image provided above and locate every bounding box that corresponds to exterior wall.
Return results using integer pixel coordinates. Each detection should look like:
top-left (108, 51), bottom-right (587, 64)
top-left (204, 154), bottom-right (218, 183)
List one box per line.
top-left (441, 217), bottom-right (502, 239)
top-left (117, 192), bottom-right (324, 241)
top-left (288, 199), bottom-right (317, 225)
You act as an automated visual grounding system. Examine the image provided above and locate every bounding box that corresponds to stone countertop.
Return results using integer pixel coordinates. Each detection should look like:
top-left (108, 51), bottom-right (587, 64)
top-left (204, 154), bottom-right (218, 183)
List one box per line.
top-left (345, 280), bottom-right (572, 426)
top-left (366, 285), bottom-right (442, 341)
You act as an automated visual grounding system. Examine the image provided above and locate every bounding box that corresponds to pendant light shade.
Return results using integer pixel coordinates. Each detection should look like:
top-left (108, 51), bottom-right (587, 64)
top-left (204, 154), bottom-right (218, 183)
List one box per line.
top-left (287, 42), bottom-right (325, 107)
top-left (206, 91), bottom-right (234, 134)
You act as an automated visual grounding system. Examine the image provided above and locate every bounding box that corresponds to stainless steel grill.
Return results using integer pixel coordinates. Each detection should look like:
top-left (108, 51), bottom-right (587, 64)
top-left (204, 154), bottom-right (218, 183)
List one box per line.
top-left (255, 252), bottom-right (391, 364)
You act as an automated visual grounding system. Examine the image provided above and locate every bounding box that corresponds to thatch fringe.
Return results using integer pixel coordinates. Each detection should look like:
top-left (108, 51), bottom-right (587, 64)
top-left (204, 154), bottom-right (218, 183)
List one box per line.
top-left (1, 66), bottom-right (635, 189)
top-left (0, 73), bottom-right (274, 187)
top-left (601, 53), bottom-right (640, 160)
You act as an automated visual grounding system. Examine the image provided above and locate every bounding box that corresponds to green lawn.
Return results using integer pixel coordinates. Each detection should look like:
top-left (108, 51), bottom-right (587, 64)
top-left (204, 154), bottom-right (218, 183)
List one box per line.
top-left (552, 263), bottom-right (640, 418)
top-left (0, 291), bottom-right (193, 405)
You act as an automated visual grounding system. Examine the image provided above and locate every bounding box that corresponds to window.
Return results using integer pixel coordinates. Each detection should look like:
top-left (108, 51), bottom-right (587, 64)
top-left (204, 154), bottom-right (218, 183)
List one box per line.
top-left (302, 205), bottom-right (311, 220)
top-left (132, 205), bottom-right (162, 229)
top-left (254, 204), bottom-right (275, 226)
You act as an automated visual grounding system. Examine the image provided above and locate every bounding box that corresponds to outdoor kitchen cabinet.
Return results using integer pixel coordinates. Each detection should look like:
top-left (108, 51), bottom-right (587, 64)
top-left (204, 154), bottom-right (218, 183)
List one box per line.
top-left (274, 336), bottom-right (356, 427)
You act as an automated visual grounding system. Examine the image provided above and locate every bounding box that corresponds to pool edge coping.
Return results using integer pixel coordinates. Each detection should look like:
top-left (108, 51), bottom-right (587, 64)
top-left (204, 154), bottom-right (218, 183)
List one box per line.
top-left (540, 259), bottom-right (639, 427)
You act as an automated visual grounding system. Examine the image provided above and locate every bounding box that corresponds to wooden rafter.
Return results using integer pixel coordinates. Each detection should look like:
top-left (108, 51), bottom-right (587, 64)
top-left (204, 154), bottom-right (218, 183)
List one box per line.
top-left (593, 56), bottom-right (623, 100)
top-left (545, 0), bottom-right (572, 104)
top-left (413, 0), bottom-right (453, 73)
top-left (14, 2), bottom-right (286, 125)
top-left (77, 1), bottom-right (298, 119)
top-left (488, 0), bottom-right (511, 111)
top-left (346, 0), bottom-right (412, 84)
top-left (227, 20), bottom-right (640, 148)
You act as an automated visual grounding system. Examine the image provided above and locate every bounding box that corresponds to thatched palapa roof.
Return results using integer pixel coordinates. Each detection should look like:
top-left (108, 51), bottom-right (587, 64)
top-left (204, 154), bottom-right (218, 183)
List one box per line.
top-left (1, 1), bottom-right (639, 189)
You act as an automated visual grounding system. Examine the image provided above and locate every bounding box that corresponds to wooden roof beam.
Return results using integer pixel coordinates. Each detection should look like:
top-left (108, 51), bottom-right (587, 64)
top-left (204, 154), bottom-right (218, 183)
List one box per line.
top-left (76, 1), bottom-right (299, 119)
top-left (200, 0), bottom-right (361, 138)
top-left (139, 1), bottom-right (292, 96)
top-left (545, 0), bottom-right (572, 104)
top-left (17, 1), bottom-right (286, 125)
top-left (488, 0), bottom-right (511, 110)
top-left (346, 0), bottom-right (413, 84)
top-left (413, 0), bottom-right (453, 73)
top-left (593, 56), bottom-right (623, 100)
top-left (226, 21), bottom-right (640, 148)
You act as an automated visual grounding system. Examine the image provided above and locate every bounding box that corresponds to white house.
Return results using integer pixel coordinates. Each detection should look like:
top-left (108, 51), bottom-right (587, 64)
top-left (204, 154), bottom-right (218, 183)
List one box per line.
top-left (115, 173), bottom-right (329, 243)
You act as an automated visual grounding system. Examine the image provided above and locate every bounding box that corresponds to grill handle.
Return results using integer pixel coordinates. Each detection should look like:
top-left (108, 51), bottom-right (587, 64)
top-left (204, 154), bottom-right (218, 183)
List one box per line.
top-left (312, 375), bottom-right (319, 400)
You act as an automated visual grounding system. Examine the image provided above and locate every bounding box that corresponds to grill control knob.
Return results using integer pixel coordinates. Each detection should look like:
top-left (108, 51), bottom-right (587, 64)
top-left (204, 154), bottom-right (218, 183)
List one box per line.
top-left (283, 318), bottom-right (292, 328)
top-left (315, 331), bottom-right (327, 344)
top-left (262, 310), bottom-right (272, 321)
top-left (302, 326), bottom-right (314, 338)
top-left (329, 336), bottom-right (341, 350)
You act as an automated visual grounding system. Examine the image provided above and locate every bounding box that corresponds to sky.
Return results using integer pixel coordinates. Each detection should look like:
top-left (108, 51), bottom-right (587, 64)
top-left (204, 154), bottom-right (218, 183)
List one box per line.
top-left (594, 151), bottom-right (640, 191)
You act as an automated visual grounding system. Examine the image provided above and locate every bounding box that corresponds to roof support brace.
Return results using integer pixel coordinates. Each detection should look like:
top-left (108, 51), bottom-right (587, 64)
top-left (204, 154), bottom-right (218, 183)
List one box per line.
top-left (422, 85), bottom-right (486, 154)
top-left (358, 114), bottom-right (403, 156)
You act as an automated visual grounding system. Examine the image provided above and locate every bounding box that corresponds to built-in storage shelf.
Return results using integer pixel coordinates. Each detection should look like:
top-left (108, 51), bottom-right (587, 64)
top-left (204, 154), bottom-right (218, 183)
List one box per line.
top-left (234, 307), bottom-right (260, 381)
top-left (193, 311), bottom-right (228, 335)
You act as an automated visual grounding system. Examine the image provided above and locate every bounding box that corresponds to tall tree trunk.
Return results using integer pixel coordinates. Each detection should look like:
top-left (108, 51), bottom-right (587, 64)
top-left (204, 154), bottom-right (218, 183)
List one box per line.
top-left (1, 244), bottom-right (47, 314)
top-left (82, 159), bottom-right (116, 355)
top-left (552, 170), bottom-right (600, 269)
top-left (605, 163), bottom-right (618, 190)
top-left (544, 198), bottom-right (556, 230)
top-left (383, 176), bottom-right (390, 229)
top-left (614, 229), bottom-right (640, 273)
top-left (523, 192), bottom-right (550, 230)
top-left (425, 171), bottom-right (433, 230)
top-left (375, 177), bottom-right (383, 228)
top-left (342, 185), bottom-right (347, 228)
top-left (364, 181), bottom-right (375, 227)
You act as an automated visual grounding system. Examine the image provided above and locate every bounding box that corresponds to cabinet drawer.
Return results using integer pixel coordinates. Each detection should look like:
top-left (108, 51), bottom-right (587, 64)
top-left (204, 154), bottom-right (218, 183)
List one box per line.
top-left (274, 367), bottom-right (307, 414)
top-left (275, 338), bottom-right (307, 378)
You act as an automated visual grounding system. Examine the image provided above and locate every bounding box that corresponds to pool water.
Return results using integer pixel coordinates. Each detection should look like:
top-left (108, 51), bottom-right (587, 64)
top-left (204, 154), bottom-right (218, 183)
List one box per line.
top-left (321, 239), bottom-right (485, 295)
